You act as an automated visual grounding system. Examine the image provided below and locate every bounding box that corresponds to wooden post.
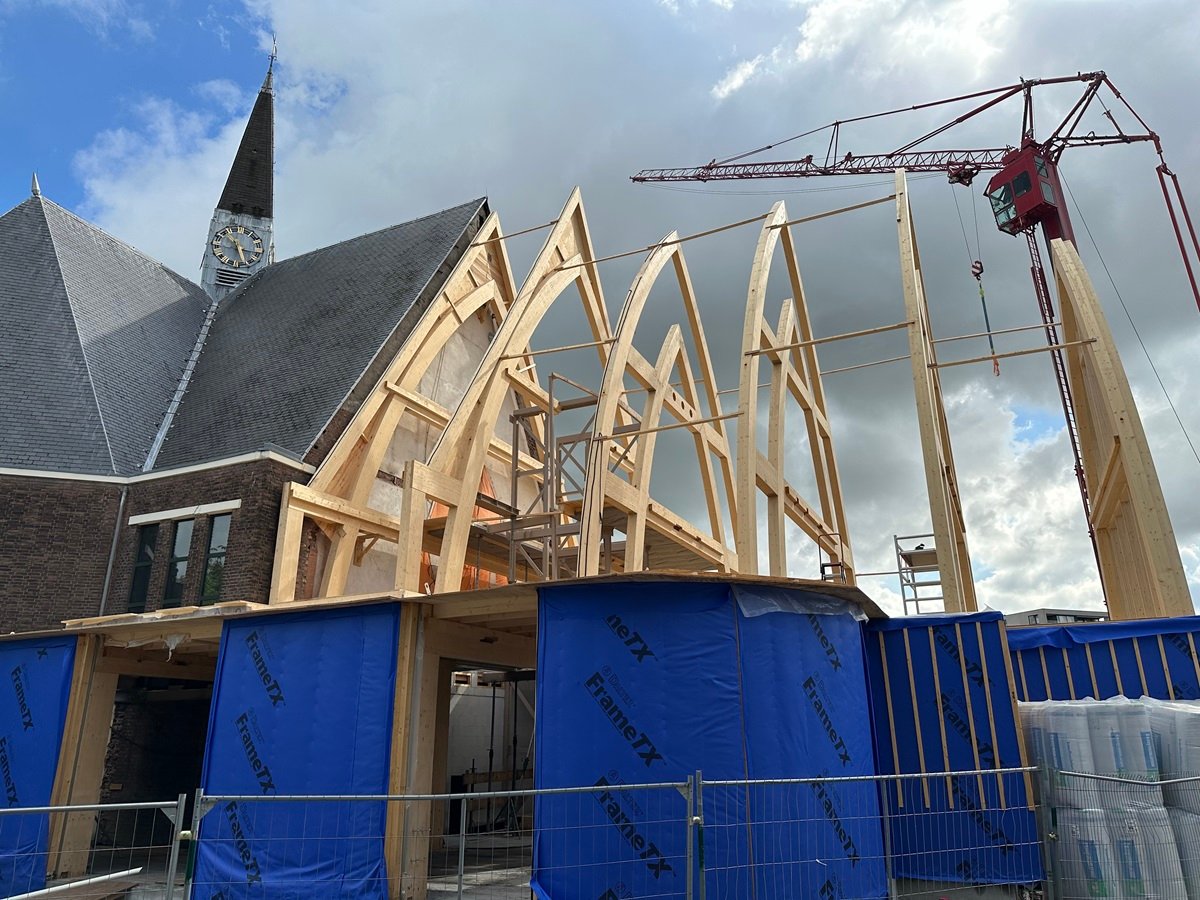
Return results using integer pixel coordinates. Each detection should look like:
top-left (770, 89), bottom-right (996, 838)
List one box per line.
top-left (385, 603), bottom-right (421, 898)
top-left (894, 169), bottom-right (977, 611)
top-left (1051, 238), bottom-right (1192, 618)
top-left (47, 636), bottom-right (118, 878)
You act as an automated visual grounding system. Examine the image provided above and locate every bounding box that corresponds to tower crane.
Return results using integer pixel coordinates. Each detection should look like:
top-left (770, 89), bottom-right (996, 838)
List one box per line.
top-left (632, 71), bottom-right (1200, 596)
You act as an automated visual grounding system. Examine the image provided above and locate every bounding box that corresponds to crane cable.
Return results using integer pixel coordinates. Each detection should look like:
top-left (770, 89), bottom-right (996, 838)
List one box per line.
top-left (950, 182), bottom-right (1001, 375)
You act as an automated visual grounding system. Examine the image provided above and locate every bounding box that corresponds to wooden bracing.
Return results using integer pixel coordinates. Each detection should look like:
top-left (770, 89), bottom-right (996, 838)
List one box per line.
top-left (1051, 238), bottom-right (1191, 618)
top-left (269, 188), bottom-right (856, 604)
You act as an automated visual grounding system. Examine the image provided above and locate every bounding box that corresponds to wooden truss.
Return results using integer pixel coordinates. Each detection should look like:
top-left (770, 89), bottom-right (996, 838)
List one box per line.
top-left (269, 188), bottom-right (856, 604)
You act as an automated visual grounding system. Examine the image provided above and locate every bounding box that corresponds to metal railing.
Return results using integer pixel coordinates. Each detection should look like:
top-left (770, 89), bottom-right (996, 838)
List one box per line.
top-left (0, 796), bottom-right (186, 899)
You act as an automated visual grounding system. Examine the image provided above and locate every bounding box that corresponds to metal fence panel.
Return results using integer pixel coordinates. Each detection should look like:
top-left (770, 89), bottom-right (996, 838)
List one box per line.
top-left (0, 796), bottom-right (185, 899)
top-left (189, 782), bottom-right (690, 900)
top-left (1048, 770), bottom-right (1200, 900)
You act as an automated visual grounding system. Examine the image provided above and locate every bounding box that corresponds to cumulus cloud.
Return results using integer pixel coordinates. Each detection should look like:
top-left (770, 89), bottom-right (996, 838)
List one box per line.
top-left (709, 0), bottom-right (1013, 98)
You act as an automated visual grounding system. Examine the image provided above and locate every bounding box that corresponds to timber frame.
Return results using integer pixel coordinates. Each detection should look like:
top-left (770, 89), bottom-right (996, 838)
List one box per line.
top-left (269, 187), bottom-right (857, 604)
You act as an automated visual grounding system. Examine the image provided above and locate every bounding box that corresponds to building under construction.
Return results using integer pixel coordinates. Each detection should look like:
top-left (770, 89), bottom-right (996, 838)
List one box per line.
top-left (0, 65), bottom-right (1198, 899)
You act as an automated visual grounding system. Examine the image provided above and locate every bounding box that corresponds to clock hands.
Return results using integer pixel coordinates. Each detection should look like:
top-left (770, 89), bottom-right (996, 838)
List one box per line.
top-left (224, 231), bottom-right (248, 265)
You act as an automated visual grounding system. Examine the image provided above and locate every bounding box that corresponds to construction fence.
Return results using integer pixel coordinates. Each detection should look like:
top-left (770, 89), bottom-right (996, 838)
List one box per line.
top-left (7, 769), bottom-right (1200, 897)
top-left (187, 768), bottom-right (1046, 899)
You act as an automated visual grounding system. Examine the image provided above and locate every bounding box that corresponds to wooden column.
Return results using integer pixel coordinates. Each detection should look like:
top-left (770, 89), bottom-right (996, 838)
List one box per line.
top-left (386, 603), bottom-right (421, 899)
top-left (1052, 239), bottom-right (1191, 617)
top-left (895, 169), bottom-right (977, 611)
top-left (47, 635), bottom-right (119, 878)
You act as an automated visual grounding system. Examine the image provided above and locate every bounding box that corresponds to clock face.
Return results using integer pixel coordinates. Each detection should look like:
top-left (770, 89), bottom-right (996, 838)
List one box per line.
top-left (211, 225), bottom-right (265, 268)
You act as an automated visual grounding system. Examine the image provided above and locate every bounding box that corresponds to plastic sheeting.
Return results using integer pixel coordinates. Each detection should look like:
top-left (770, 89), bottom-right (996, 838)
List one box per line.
top-left (533, 581), bottom-right (886, 900)
top-left (194, 605), bottom-right (399, 899)
top-left (0, 636), bottom-right (77, 897)
top-left (1007, 616), bottom-right (1200, 702)
top-left (863, 613), bottom-right (1042, 886)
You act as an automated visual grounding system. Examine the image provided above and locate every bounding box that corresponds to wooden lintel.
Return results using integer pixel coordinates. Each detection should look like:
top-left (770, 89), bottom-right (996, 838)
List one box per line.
top-left (96, 650), bottom-right (216, 681)
top-left (424, 619), bottom-right (535, 669)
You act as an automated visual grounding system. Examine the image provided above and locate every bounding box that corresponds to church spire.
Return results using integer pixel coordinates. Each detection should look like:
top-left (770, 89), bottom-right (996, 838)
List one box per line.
top-left (216, 63), bottom-right (274, 219)
top-left (200, 57), bottom-right (276, 300)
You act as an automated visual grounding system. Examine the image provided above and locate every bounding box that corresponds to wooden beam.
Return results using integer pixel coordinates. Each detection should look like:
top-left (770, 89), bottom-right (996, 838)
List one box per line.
top-left (95, 649), bottom-right (216, 681)
top-left (423, 619), bottom-right (536, 669)
top-left (48, 636), bottom-right (118, 878)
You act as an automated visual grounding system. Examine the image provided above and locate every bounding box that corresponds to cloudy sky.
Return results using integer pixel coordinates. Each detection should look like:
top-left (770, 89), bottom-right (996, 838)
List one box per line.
top-left (2, 0), bottom-right (1197, 615)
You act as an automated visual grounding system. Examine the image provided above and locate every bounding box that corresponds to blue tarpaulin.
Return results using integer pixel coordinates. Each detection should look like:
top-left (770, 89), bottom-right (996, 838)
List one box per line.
top-left (533, 580), bottom-right (886, 900)
top-left (194, 605), bottom-right (399, 899)
top-left (864, 613), bottom-right (1042, 886)
top-left (0, 636), bottom-right (77, 897)
top-left (1007, 616), bottom-right (1200, 701)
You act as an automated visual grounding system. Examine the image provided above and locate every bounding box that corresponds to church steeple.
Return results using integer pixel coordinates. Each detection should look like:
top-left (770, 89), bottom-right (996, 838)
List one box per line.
top-left (200, 58), bottom-right (276, 300)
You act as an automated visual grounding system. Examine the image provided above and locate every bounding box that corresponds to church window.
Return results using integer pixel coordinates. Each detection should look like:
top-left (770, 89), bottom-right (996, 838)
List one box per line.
top-left (163, 519), bottom-right (194, 608)
top-left (127, 524), bottom-right (159, 613)
top-left (201, 514), bottom-right (231, 604)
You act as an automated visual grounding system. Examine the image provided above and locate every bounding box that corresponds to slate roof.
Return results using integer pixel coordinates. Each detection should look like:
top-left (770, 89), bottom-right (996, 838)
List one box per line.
top-left (151, 197), bottom-right (487, 471)
top-left (0, 196), bottom-right (210, 476)
top-left (217, 79), bottom-right (273, 218)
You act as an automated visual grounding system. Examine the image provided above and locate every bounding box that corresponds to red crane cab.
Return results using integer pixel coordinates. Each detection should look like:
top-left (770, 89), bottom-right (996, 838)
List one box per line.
top-left (984, 142), bottom-right (1062, 236)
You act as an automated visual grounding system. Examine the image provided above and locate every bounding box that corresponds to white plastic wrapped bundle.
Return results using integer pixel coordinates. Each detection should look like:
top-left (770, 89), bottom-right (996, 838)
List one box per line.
top-left (1148, 698), bottom-right (1180, 780)
top-left (1087, 697), bottom-right (1164, 809)
top-left (1173, 703), bottom-right (1200, 814)
top-left (1091, 697), bottom-right (1159, 780)
top-left (1108, 806), bottom-right (1187, 899)
top-left (1042, 701), bottom-right (1102, 808)
top-left (1054, 808), bottom-right (1120, 900)
top-left (1017, 700), bottom-right (1048, 766)
top-left (1167, 807), bottom-right (1200, 899)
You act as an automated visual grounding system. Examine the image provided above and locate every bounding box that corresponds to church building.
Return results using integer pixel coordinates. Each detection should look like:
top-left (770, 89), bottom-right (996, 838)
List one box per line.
top-left (0, 63), bottom-right (491, 633)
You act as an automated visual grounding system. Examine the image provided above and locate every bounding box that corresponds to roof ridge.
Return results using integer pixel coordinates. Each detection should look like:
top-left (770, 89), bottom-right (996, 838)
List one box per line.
top-left (301, 198), bottom-right (488, 461)
top-left (36, 196), bottom-right (119, 475)
top-left (38, 195), bottom-right (204, 290)
top-left (269, 197), bottom-right (488, 267)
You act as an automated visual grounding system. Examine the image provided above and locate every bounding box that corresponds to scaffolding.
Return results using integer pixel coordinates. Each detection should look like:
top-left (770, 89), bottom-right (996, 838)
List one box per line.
top-left (894, 533), bottom-right (945, 615)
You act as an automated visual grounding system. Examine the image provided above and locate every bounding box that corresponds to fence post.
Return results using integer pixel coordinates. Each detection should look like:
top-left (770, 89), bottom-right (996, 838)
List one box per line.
top-left (694, 770), bottom-right (705, 900)
top-left (1036, 765), bottom-right (1059, 900)
top-left (163, 792), bottom-right (187, 900)
top-left (456, 794), bottom-right (468, 899)
top-left (183, 788), bottom-right (205, 900)
top-left (685, 776), bottom-right (694, 900)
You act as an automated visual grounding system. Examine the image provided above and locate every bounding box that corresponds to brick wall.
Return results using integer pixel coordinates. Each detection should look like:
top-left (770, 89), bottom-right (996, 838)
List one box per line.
top-left (0, 475), bottom-right (123, 632)
top-left (0, 458), bottom-right (310, 633)
top-left (111, 458), bottom-right (309, 614)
